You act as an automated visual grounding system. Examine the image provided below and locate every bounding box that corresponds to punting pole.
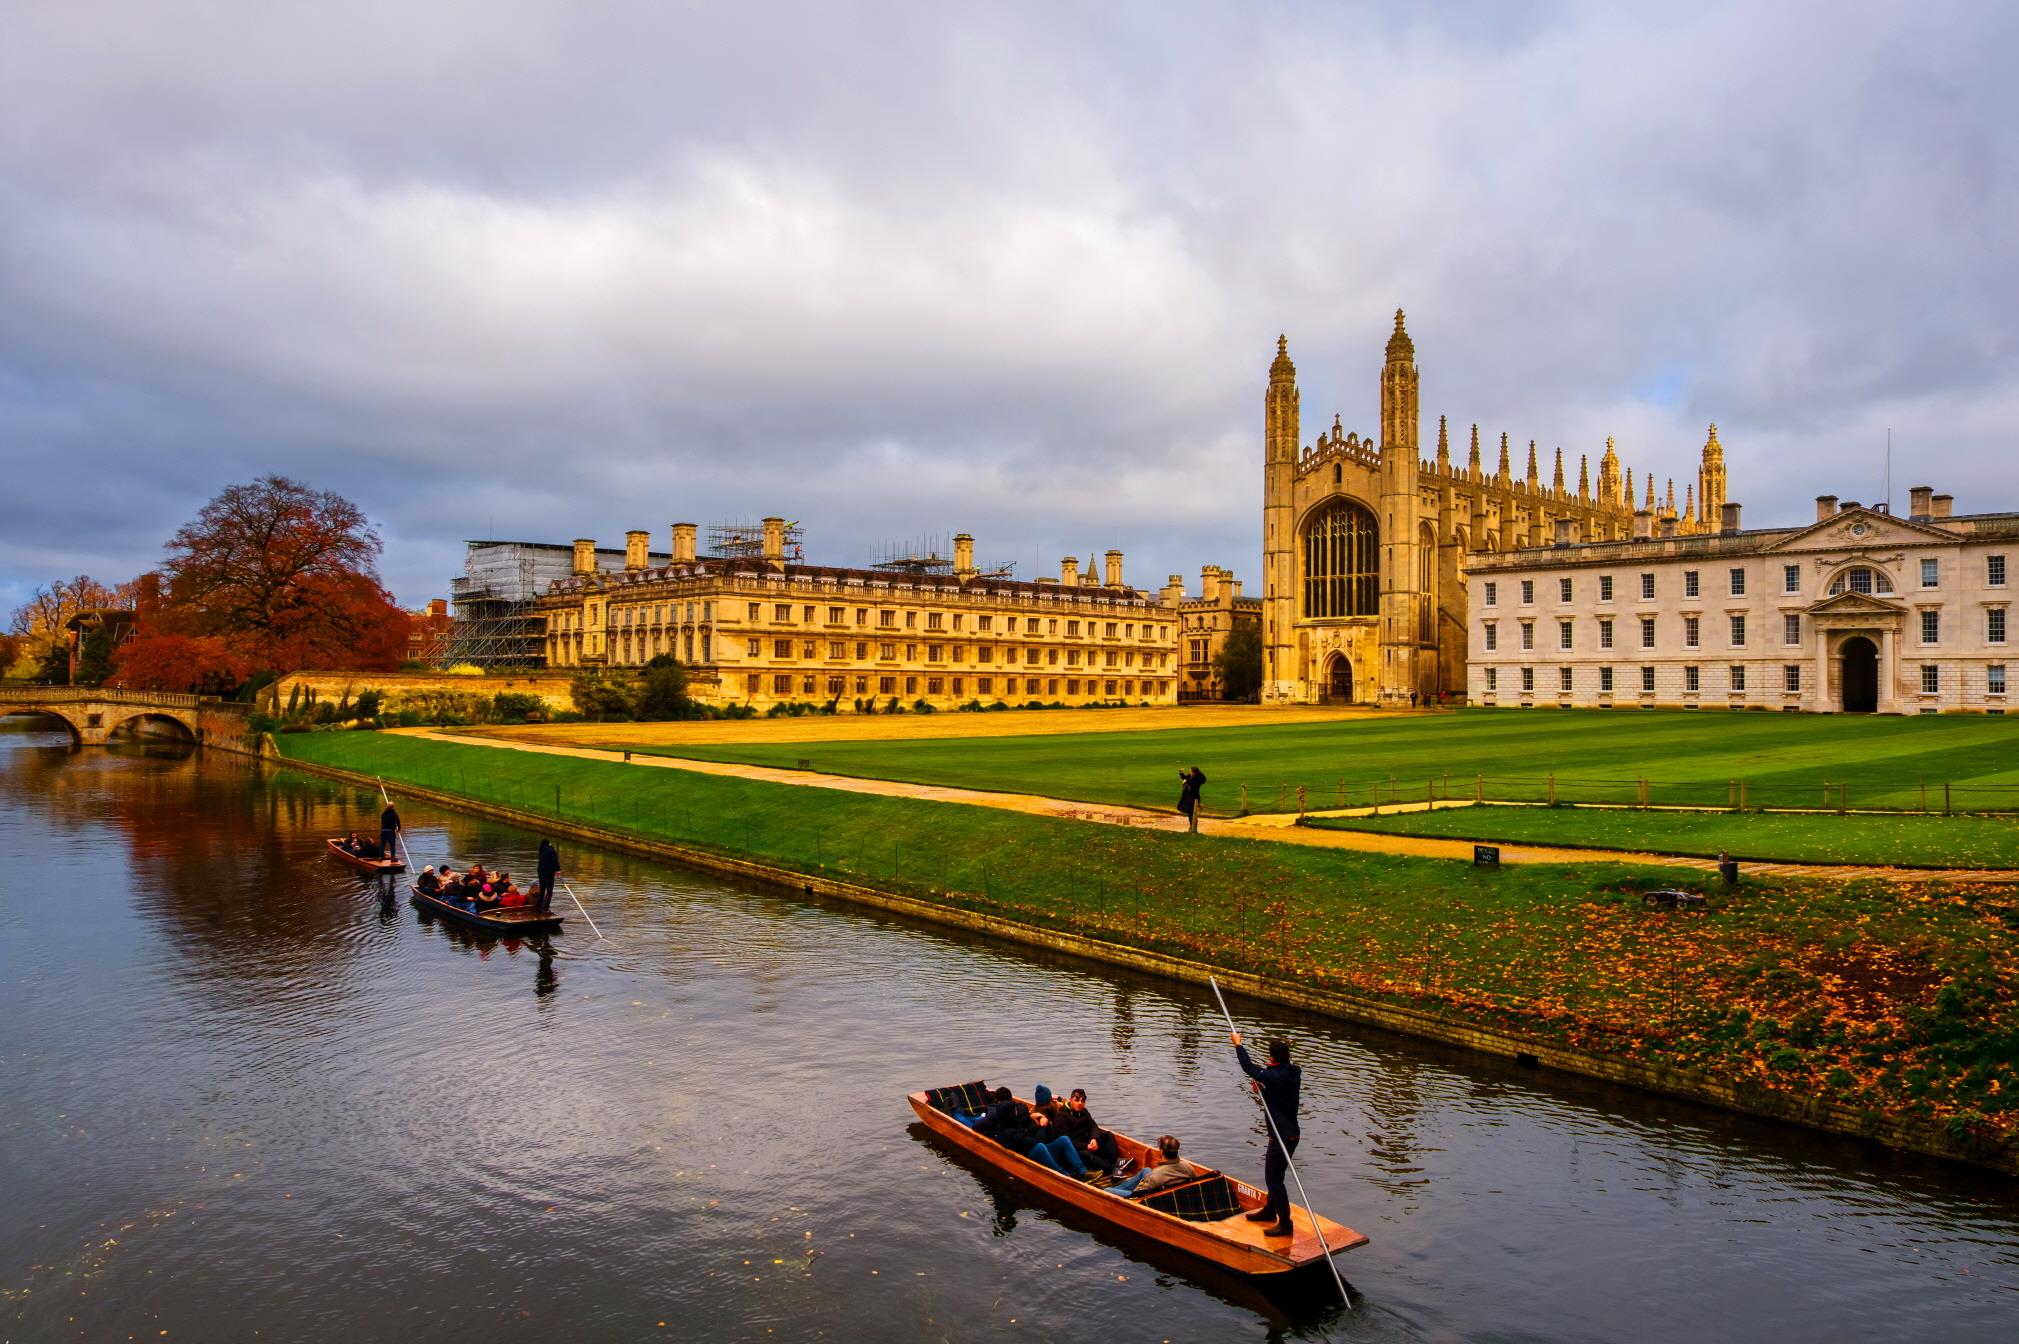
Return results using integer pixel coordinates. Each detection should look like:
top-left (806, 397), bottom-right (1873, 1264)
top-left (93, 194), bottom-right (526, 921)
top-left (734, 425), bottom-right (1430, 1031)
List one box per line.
top-left (561, 883), bottom-right (606, 941)
top-left (376, 776), bottom-right (418, 874)
top-left (1209, 975), bottom-right (1352, 1313)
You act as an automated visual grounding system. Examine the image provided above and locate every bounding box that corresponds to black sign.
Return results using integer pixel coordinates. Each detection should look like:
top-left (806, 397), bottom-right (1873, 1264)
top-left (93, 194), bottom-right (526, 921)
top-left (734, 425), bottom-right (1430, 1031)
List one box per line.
top-left (1474, 844), bottom-right (1500, 868)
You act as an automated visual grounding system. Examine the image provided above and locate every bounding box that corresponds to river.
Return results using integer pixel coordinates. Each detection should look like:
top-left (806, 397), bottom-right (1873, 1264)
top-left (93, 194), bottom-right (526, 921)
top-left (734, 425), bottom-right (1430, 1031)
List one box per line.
top-left (1, 720), bottom-right (2014, 1342)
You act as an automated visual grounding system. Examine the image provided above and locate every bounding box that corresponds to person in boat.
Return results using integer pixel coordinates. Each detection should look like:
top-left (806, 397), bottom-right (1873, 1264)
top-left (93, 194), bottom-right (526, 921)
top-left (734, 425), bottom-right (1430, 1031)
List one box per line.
top-left (417, 866), bottom-right (440, 896)
top-left (1232, 1031), bottom-right (1301, 1238)
top-left (345, 832), bottom-right (366, 856)
top-left (442, 872), bottom-right (472, 908)
top-left (973, 1088), bottom-right (1091, 1180)
top-left (1060, 1087), bottom-right (1122, 1179)
top-left (536, 839), bottom-right (562, 915)
top-left (497, 876), bottom-right (528, 909)
top-left (1109, 1134), bottom-right (1197, 1198)
top-left (472, 882), bottom-right (500, 911)
top-left (379, 800), bottom-right (402, 863)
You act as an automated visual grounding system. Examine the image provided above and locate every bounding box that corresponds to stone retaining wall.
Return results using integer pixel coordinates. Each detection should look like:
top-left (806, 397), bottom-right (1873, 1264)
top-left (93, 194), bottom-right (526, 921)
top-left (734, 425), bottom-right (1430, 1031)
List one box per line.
top-left (272, 670), bottom-right (576, 714)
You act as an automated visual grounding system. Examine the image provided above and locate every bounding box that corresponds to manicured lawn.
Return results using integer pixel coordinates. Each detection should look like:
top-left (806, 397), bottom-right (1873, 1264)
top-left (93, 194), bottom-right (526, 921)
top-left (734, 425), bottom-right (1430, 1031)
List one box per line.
top-left (281, 730), bottom-right (2019, 1148)
top-left (596, 708), bottom-right (2019, 816)
top-left (1303, 805), bottom-right (2019, 868)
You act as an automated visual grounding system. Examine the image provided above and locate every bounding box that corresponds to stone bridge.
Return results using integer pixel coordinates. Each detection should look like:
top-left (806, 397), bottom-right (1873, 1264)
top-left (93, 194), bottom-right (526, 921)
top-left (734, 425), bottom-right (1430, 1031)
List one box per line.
top-left (0, 686), bottom-right (254, 749)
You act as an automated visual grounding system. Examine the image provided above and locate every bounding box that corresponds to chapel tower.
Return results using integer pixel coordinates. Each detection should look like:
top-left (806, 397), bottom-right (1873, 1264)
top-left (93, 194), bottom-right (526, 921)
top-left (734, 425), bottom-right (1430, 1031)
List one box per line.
top-left (1377, 310), bottom-right (1422, 702)
top-left (1261, 336), bottom-right (1301, 701)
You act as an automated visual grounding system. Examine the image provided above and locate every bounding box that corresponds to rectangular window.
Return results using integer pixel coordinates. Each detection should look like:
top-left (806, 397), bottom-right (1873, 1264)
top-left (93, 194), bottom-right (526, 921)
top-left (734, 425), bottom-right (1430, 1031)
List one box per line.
top-left (906, 612), bottom-right (919, 629)
top-left (1641, 617), bottom-right (1656, 649)
top-left (1684, 616), bottom-right (1700, 648)
top-left (927, 644), bottom-right (944, 663)
top-left (1640, 573), bottom-right (1655, 600)
top-left (1785, 665), bottom-right (1801, 692)
top-left (1521, 667), bottom-right (1534, 692)
top-left (1520, 622), bottom-right (1534, 651)
top-left (802, 606), bottom-right (815, 623)
top-left (926, 677), bottom-right (943, 695)
top-left (828, 606), bottom-right (844, 623)
top-left (1684, 571), bottom-right (1700, 598)
top-left (828, 641), bottom-right (844, 658)
top-left (1783, 563), bottom-right (1800, 594)
top-left (1987, 608), bottom-right (2007, 644)
top-left (773, 674), bottom-right (791, 694)
top-left (1484, 581), bottom-right (1498, 607)
top-left (978, 677), bottom-right (993, 695)
top-left (1990, 665), bottom-right (2006, 696)
top-left (1685, 665), bottom-right (1700, 692)
top-left (1922, 558), bottom-right (1939, 588)
top-left (879, 610), bottom-right (896, 628)
top-left (926, 612), bottom-right (943, 630)
top-left (1484, 624), bottom-right (1497, 652)
top-left (1729, 568), bottom-right (1746, 596)
top-left (774, 603), bottom-right (792, 622)
top-left (1521, 580), bottom-right (1534, 604)
top-left (1641, 666), bottom-right (1656, 692)
top-left (745, 637), bottom-right (761, 656)
top-left (879, 676), bottom-right (895, 694)
top-left (1559, 620), bottom-right (1574, 650)
top-left (1600, 575), bottom-right (1614, 601)
top-left (773, 638), bottom-right (792, 658)
top-left (746, 601), bottom-right (761, 620)
top-left (1990, 555), bottom-right (2007, 587)
top-left (1730, 665), bottom-right (1746, 692)
top-left (1559, 577), bottom-right (1573, 602)
top-left (1921, 664), bottom-right (1939, 695)
top-left (855, 641), bottom-right (868, 659)
top-left (877, 642), bottom-right (895, 660)
top-left (1600, 666), bottom-right (1614, 692)
top-left (905, 676), bottom-right (918, 695)
top-left (1485, 668), bottom-right (1498, 691)
top-left (978, 615), bottom-right (993, 632)
top-left (1921, 610), bottom-right (1939, 644)
top-left (854, 676), bottom-right (868, 695)
top-left (1599, 618), bottom-right (1614, 649)
top-left (855, 608), bottom-right (868, 626)
top-left (1559, 666), bottom-right (1573, 691)
top-left (1785, 614), bottom-right (1801, 645)
top-left (1730, 614), bottom-right (1746, 647)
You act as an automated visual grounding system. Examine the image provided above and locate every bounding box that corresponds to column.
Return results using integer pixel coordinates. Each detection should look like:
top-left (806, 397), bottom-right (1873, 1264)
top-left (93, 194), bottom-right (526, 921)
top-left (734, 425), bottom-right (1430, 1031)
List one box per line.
top-left (1878, 626), bottom-right (1895, 713)
top-left (1814, 630), bottom-right (1830, 713)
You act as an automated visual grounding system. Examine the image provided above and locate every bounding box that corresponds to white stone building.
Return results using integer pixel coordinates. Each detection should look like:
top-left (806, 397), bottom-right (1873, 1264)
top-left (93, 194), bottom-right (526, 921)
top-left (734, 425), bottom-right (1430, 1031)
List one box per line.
top-left (1465, 487), bottom-right (2016, 713)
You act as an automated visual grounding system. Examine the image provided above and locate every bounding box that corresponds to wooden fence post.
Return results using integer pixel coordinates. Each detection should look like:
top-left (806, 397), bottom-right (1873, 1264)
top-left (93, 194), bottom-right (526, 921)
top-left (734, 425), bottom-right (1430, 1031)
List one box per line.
top-left (1475, 773), bottom-right (1484, 803)
top-left (1547, 773), bottom-right (1557, 806)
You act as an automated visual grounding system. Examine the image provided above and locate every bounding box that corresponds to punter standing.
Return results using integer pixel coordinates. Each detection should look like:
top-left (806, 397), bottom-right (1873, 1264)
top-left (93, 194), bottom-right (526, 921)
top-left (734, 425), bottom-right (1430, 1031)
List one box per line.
top-left (379, 799), bottom-right (402, 861)
top-left (537, 838), bottom-right (562, 914)
top-left (1231, 1030), bottom-right (1300, 1237)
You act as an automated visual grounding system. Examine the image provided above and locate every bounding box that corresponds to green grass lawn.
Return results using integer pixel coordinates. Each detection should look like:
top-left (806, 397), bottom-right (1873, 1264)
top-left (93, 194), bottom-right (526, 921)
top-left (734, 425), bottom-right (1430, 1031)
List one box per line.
top-left (1304, 805), bottom-right (2019, 868)
top-left (278, 730), bottom-right (2019, 1150)
top-left (614, 708), bottom-right (2019, 816)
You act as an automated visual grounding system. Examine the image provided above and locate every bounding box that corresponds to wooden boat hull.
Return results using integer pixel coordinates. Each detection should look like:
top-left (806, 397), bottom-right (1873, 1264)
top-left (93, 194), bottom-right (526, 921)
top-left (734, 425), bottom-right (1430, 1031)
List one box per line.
top-left (327, 837), bottom-right (404, 874)
top-left (409, 884), bottom-right (564, 936)
top-left (907, 1091), bottom-right (1366, 1277)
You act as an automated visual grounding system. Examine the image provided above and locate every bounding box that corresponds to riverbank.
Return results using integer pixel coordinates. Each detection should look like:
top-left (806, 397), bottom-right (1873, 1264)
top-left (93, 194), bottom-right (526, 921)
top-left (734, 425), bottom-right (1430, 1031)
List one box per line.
top-left (273, 731), bottom-right (2019, 1173)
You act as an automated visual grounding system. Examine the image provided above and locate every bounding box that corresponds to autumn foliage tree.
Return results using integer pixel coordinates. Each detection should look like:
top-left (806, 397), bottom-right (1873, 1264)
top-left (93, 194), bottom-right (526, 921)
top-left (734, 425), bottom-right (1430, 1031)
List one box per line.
top-left (7, 575), bottom-right (129, 680)
top-left (111, 475), bottom-right (409, 692)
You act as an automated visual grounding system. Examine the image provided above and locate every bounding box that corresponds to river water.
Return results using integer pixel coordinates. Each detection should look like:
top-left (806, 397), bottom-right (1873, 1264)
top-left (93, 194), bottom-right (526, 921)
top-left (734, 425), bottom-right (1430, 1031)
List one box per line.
top-left (1, 721), bottom-right (2014, 1343)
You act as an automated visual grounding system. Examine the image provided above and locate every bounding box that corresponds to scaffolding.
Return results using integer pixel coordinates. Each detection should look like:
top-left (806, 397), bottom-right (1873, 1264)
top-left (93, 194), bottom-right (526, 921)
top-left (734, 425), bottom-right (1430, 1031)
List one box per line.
top-left (442, 542), bottom-right (576, 669)
top-left (873, 533), bottom-right (1015, 579)
top-left (707, 520), bottom-right (805, 560)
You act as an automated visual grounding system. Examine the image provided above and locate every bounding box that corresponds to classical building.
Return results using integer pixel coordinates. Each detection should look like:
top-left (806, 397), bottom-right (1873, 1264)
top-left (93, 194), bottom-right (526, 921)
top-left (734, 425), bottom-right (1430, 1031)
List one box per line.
top-left (1262, 311), bottom-right (1731, 704)
top-left (1160, 566), bottom-right (1261, 701)
top-left (535, 520), bottom-right (1181, 711)
top-left (1465, 487), bottom-right (2017, 713)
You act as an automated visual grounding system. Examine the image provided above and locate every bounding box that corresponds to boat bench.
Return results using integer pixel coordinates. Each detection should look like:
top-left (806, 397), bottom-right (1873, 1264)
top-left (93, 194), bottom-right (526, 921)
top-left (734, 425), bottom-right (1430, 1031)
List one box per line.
top-left (1140, 1174), bottom-right (1244, 1223)
top-left (926, 1080), bottom-right (989, 1118)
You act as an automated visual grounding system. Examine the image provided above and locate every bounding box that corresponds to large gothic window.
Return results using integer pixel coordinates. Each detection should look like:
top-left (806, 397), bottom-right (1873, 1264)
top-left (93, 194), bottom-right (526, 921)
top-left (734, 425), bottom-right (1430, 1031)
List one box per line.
top-left (1303, 501), bottom-right (1378, 618)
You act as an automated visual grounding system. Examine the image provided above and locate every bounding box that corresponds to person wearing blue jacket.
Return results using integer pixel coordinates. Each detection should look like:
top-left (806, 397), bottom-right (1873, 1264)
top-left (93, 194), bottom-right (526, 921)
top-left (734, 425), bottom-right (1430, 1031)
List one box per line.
top-left (1232, 1031), bottom-right (1301, 1236)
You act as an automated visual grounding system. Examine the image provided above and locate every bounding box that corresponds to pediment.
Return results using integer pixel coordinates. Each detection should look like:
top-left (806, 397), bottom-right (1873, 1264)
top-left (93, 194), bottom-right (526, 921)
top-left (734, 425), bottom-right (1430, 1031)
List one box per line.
top-left (1763, 507), bottom-right (1953, 554)
top-left (1806, 590), bottom-right (1904, 616)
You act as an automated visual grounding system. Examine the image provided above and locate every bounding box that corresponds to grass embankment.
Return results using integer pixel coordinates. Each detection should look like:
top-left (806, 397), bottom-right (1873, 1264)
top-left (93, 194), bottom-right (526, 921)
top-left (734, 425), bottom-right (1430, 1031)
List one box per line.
top-left (1305, 806), bottom-right (2019, 868)
top-left (281, 730), bottom-right (2019, 1156)
top-left (564, 708), bottom-right (2019, 817)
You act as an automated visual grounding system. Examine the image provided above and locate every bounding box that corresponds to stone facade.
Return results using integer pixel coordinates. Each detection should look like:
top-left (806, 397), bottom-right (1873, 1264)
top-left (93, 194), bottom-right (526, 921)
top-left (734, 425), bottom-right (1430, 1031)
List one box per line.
top-left (1159, 566), bottom-right (1261, 701)
top-left (1262, 311), bottom-right (1730, 705)
top-left (535, 523), bottom-right (1180, 711)
top-left (1466, 488), bottom-right (2019, 713)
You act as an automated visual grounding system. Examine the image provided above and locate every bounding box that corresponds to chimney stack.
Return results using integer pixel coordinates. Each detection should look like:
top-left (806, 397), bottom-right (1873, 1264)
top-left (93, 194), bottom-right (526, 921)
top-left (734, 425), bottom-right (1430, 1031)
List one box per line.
top-left (1840, 501), bottom-right (1860, 514)
top-left (1201, 566), bottom-right (1222, 602)
top-left (1908, 486), bottom-right (1932, 521)
top-left (953, 533), bottom-right (975, 578)
top-left (761, 517), bottom-right (785, 562)
top-left (1553, 518), bottom-right (1574, 546)
top-left (1720, 501), bottom-right (1742, 534)
top-left (135, 571), bottom-right (162, 617)
top-left (625, 529), bottom-right (649, 571)
top-left (1160, 574), bottom-right (1185, 608)
top-left (1932, 493), bottom-right (1954, 520)
top-left (1105, 550), bottom-right (1123, 588)
top-left (1658, 516), bottom-right (1679, 539)
top-left (1632, 510), bottom-right (1654, 540)
top-left (1061, 556), bottom-right (1079, 586)
top-left (671, 522), bottom-right (697, 563)
top-left (572, 538), bottom-right (596, 576)
top-left (1815, 495), bottom-right (1837, 522)
top-left (1227, 577), bottom-right (1243, 599)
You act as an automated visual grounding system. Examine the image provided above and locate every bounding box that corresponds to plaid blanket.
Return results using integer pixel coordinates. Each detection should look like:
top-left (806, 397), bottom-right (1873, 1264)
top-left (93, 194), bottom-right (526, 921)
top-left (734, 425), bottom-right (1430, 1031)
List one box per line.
top-left (925, 1080), bottom-right (989, 1117)
top-left (1140, 1175), bottom-right (1244, 1222)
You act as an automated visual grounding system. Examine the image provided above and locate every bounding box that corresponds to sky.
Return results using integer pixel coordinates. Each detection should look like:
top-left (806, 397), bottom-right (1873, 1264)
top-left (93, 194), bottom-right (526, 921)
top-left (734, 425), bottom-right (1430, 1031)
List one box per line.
top-left (4, 0), bottom-right (2017, 612)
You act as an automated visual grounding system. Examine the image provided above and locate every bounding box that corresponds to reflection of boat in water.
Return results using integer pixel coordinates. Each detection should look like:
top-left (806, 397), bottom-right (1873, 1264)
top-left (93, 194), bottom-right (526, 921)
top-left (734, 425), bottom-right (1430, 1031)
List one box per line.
top-left (908, 1084), bottom-right (1366, 1282)
top-left (409, 883), bottom-right (563, 936)
top-left (326, 837), bottom-right (403, 874)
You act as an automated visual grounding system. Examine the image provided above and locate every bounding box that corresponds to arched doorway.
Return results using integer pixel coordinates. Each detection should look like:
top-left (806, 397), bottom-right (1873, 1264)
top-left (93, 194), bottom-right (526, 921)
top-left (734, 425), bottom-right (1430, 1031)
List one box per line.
top-left (1323, 654), bottom-right (1353, 703)
top-left (1840, 636), bottom-right (1878, 713)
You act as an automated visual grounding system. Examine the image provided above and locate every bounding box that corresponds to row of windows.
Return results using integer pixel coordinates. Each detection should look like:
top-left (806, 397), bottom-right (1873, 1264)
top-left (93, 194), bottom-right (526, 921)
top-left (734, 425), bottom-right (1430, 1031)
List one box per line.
top-left (1483, 556), bottom-right (2010, 608)
top-left (1486, 609), bottom-right (2009, 653)
top-left (732, 601), bottom-right (1162, 640)
top-left (739, 639), bottom-right (1166, 669)
top-left (1482, 665), bottom-right (2009, 696)
top-left (742, 674), bottom-right (1160, 699)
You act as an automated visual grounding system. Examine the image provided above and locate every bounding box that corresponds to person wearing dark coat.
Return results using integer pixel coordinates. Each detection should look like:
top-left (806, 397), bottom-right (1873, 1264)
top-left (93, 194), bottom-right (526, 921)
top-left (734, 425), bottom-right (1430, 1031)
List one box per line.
top-left (379, 802), bottom-right (401, 862)
top-left (972, 1088), bottom-right (1041, 1153)
top-left (1176, 766), bottom-right (1207, 833)
top-left (1232, 1031), bottom-right (1302, 1236)
top-left (536, 839), bottom-right (562, 914)
top-left (1060, 1087), bottom-right (1121, 1177)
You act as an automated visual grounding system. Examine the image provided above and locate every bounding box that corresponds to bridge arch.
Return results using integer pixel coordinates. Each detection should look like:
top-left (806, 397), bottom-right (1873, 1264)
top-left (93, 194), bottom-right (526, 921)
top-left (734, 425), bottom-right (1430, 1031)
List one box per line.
top-left (0, 705), bottom-right (85, 745)
top-left (108, 710), bottom-right (200, 743)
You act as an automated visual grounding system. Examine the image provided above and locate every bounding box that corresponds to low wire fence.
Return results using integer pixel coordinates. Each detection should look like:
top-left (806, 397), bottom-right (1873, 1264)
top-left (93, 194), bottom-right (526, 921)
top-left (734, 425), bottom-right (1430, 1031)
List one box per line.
top-left (1235, 774), bottom-right (2019, 817)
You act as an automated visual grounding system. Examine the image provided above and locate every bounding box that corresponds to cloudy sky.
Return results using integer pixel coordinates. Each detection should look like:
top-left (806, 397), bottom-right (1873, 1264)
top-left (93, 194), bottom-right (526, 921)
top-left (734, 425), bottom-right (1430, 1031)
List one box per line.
top-left (4, 0), bottom-right (2016, 611)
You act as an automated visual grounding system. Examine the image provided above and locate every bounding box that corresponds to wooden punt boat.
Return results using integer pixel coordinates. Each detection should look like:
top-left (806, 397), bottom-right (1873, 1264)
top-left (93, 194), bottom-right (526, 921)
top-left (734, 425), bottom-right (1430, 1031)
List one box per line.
top-left (326, 837), bottom-right (404, 874)
top-left (908, 1084), bottom-right (1367, 1278)
top-left (409, 883), bottom-right (564, 936)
